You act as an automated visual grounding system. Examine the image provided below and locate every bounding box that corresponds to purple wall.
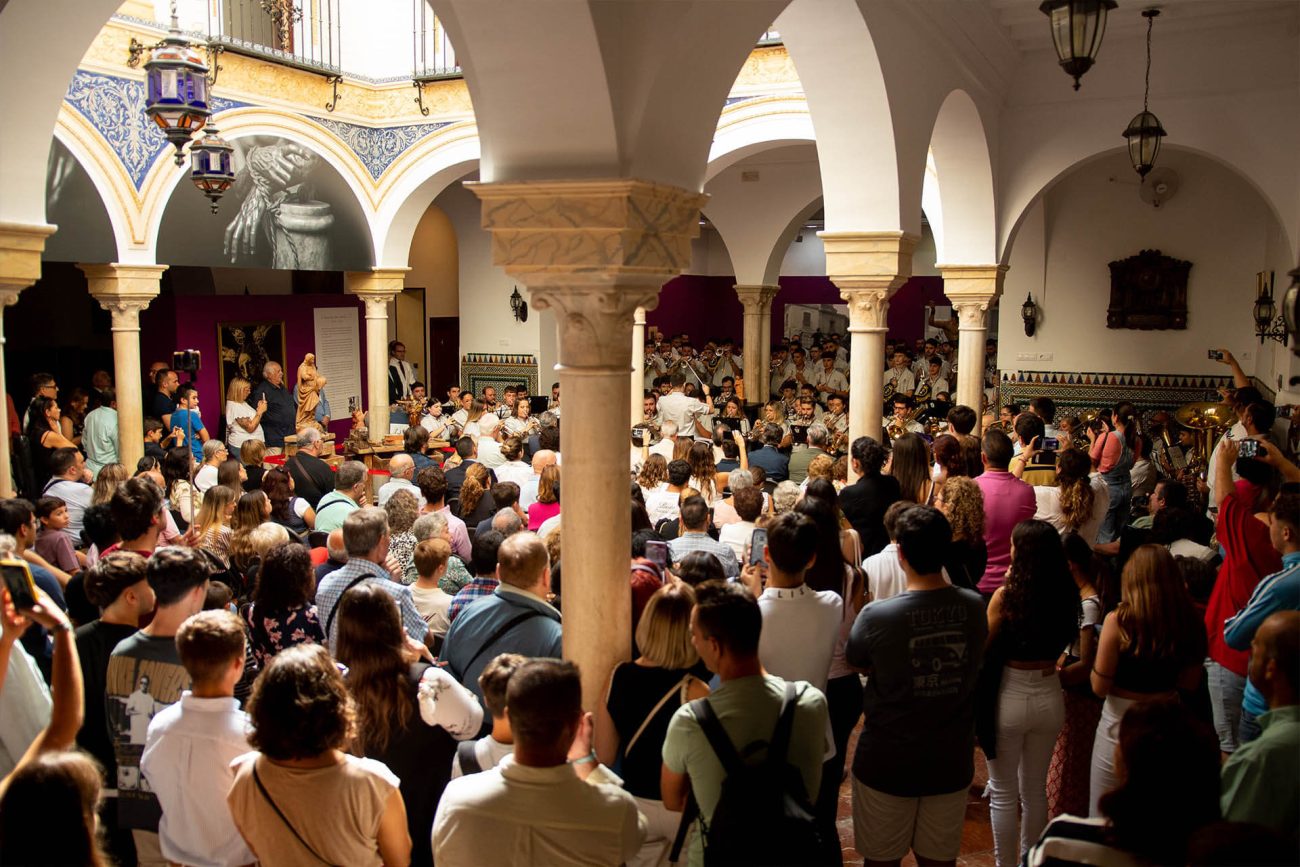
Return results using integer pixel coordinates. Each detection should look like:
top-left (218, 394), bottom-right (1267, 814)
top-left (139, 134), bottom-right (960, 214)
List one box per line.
top-left (647, 275), bottom-right (947, 346)
top-left (139, 294), bottom-right (366, 442)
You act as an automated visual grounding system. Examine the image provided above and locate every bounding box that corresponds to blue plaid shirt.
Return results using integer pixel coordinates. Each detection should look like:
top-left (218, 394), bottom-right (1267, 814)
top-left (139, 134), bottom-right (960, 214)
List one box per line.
top-left (448, 577), bottom-right (499, 624)
top-left (315, 559), bottom-right (428, 653)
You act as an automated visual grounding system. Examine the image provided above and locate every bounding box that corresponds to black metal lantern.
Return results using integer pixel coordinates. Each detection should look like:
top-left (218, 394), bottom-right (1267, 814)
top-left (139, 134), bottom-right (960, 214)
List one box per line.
top-left (190, 125), bottom-right (235, 214)
top-left (1123, 10), bottom-right (1167, 179)
top-left (144, 6), bottom-right (211, 165)
top-left (1282, 268), bottom-right (1300, 342)
top-left (1022, 293), bottom-right (1038, 337)
top-left (1039, 0), bottom-right (1117, 91)
top-left (1255, 271), bottom-right (1288, 346)
top-left (509, 286), bottom-right (528, 322)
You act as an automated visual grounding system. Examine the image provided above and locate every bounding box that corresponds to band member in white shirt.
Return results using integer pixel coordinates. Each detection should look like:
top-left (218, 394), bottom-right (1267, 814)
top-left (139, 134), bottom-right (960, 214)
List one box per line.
top-left (883, 349), bottom-right (915, 403)
top-left (813, 355), bottom-right (849, 406)
top-left (913, 356), bottom-right (950, 403)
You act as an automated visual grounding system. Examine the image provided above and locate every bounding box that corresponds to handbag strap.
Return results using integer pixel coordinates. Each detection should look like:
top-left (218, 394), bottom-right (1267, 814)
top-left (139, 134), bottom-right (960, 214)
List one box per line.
top-left (460, 609), bottom-right (544, 675)
top-left (624, 673), bottom-right (692, 758)
top-left (252, 760), bottom-right (339, 867)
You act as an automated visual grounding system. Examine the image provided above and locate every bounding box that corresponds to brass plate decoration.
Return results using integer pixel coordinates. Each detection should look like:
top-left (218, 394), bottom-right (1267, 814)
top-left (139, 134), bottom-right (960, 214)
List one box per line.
top-left (1107, 249), bottom-right (1191, 330)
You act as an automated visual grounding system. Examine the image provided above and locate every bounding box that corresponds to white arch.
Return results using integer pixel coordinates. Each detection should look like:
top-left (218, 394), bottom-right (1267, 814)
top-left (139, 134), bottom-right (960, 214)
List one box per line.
top-left (927, 89), bottom-right (997, 265)
top-left (372, 123), bottom-right (481, 268)
top-left (53, 107), bottom-right (146, 261)
top-left (920, 152), bottom-right (945, 263)
top-left (136, 107), bottom-right (381, 264)
top-left (706, 96), bottom-right (816, 182)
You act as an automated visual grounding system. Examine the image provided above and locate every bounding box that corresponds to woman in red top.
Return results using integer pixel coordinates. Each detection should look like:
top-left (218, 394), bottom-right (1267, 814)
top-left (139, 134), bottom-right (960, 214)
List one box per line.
top-left (1208, 436), bottom-right (1281, 757)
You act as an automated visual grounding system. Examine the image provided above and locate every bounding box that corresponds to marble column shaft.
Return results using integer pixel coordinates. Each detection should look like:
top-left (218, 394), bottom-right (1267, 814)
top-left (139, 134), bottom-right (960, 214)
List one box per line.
top-left (471, 178), bottom-right (707, 708)
top-left (346, 269), bottom-right (409, 443)
top-left (80, 264), bottom-right (167, 472)
top-left (734, 284), bottom-right (779, 405)
top-left (631, 306), bottom-right (646, 426)
top-left (939, 265), bottom-right (1006, 431)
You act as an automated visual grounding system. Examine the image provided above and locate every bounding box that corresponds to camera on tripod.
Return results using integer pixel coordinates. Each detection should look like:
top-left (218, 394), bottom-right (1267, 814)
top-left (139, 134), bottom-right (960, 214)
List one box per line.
top-left (172, 350), bottom-right (202, 375)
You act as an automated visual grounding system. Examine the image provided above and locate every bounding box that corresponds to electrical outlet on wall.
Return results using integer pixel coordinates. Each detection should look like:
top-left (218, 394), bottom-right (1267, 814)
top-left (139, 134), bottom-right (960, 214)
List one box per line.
top-left (1017, 352), bottom-right (1035, 361)
top-left (1037, 352), bottom-right (1053, 361)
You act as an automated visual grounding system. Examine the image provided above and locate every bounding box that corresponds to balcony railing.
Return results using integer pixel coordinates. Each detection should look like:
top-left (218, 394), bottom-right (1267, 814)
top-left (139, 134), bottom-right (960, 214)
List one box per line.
top-left (208, 0), bottom-right (341, 76)
top-left (413, 1), bottom-right (460, 81)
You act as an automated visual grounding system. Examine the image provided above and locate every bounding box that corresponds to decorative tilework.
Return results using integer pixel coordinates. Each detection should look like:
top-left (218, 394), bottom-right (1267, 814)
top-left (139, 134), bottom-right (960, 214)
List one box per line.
top-left (461, 355), bottom-right (538, 399)
top-left (307, 115), bottom-right (450, 180)
top-left (999, 370), bottom-right (1235, 428)
top-left (64, 70), bottom-right (246, 191)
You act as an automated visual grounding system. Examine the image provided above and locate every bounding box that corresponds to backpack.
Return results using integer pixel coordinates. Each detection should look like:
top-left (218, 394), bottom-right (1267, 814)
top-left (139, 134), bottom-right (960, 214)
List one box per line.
top-left (686, 682), bottom-right (822, 866)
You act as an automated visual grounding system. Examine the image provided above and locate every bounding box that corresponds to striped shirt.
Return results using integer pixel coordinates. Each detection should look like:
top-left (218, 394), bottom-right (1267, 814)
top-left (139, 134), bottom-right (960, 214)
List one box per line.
top-left (1024, 815), bottom-right (1144, 867)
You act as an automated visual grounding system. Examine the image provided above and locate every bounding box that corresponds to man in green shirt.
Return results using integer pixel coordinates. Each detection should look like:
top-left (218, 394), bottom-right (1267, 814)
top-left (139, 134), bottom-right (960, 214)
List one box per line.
top-left (1220, 610), bottom-right (1299, 845)
top-left (313, 460), bottom-right (368, 533)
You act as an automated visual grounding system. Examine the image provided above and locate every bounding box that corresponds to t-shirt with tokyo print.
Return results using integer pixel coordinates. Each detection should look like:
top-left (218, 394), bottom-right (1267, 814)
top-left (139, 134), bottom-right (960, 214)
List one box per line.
top-left (846, 585), bottom-right (987, 798)
top-left (105, 632), bottom-right (191, 831)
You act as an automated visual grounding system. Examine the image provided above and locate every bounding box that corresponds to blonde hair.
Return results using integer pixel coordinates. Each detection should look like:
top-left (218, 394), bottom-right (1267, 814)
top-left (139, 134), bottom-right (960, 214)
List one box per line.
top-left (1055, 448), bottom-right (1096, 531)
top-left (225, 376), bottom-right (250, 403)
top-left (637, 454), bottom-right (668, 488)
top-left (635, 583), bottom-right (699, 670)
top-left (91, 463), bottom-right (129, 506)
top-left (940, 476), bottom-right (984, 542)
top-left (239, 439), bottom-right (266, 466)
top-left (807, 454), bottom-right (834, 482)
top-left (384, 488), bottom-right (419, 534)
top-left (1117, 545), bottom-right (1206, 661)
top-left (536, 464), bottom-right (560, 506)
top-left (192, 484), bottom-right (236, 544)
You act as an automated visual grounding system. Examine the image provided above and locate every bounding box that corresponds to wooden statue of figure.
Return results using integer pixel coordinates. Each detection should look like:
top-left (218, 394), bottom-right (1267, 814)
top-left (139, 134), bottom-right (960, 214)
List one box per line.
top-left (295, 353), bottom-right (327, 432)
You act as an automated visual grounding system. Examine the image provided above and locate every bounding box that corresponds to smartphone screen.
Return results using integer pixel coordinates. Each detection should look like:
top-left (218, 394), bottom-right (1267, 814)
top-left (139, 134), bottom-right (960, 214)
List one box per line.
top-left (1207, 349), bottom-right (1224, 360)
top-left (0, 559), bottom-right (39, 611)
top-left (1239, 439), bottom-right (1260, 459)
top-left (749, 528), bottom-right (768, 566)
top-left (645, 540), bottom-right (669, 573)
top-left (1040, 437), bottom-right (1059, 451)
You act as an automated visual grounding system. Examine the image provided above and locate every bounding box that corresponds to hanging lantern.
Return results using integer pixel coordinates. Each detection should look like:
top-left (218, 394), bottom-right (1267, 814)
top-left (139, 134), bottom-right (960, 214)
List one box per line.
top-left (145, 8), bottom-right (211, 165)
top-left (1123, 9), bottom-right (1167, 179)
top-left (190, 126), bottom-right (235, 214)
top-left (1039, 0), bottom-right (1117, 91)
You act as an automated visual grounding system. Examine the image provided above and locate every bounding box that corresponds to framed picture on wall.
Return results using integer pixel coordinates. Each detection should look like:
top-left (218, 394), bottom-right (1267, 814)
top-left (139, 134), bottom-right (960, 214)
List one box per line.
top-left (217, 321), bottom-right (286, 400)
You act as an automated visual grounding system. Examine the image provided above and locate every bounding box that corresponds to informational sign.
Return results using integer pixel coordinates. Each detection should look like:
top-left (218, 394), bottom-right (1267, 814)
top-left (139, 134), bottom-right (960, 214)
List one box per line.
top-left (313, 307), bottom-right (362, 415)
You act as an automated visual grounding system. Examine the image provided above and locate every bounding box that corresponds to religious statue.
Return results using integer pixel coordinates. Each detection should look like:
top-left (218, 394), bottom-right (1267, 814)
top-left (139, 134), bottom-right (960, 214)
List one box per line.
top-left (295, 353), bottom-right (327, 433)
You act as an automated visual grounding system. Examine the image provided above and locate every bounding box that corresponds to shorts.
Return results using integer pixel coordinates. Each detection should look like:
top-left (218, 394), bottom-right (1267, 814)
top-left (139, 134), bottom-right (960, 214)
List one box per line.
top-left (852, 777), bottom-right (967, 862)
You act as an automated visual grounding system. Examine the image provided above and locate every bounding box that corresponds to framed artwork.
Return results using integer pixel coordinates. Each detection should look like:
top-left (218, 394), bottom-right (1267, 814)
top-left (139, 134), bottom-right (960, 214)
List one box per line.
top-left (217, 321), bottom-right (286, 399)
top-left (1107, 249), bottom-right (1192, 330)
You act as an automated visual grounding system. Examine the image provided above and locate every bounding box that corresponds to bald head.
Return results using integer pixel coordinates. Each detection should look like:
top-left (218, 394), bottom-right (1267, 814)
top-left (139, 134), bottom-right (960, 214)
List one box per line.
top-left (326, 528), bottom-right (347, 563)
top-left (532, 449), bottom-right (557, 473)
top-left (388, 453), bottom-right (415, 479)
top-left (1251, 610), bottom-right (1300, 705)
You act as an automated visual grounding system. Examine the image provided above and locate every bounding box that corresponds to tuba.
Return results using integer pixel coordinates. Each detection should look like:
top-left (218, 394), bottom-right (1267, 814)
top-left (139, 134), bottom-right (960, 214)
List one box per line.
top-left (1074, 409), bottom-right (1099, 450)
top-left (885, 407), bottom-right (916, 442)
top-left (883, 373), bottom-right (897, 404)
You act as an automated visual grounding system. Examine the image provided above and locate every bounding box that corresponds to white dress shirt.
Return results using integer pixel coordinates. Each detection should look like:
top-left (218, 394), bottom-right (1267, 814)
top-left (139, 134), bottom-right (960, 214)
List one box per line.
top-left (377, 475), bottom-right (427, 508)
top-left (141, 693), bottom-right (256, 867)
top-left (863, 543), bottom-right (951, 604)
top-left (433, 754), bottom-right (646, 867)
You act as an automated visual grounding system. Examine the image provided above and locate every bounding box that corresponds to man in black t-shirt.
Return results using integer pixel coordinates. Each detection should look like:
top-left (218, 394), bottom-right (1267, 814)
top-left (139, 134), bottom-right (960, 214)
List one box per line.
top-left (846, 505), bottom-right (986, 866)
top-left (147, 368), bottom-right (179, 430)
top-left (74, 552), bottom-right (156, 865)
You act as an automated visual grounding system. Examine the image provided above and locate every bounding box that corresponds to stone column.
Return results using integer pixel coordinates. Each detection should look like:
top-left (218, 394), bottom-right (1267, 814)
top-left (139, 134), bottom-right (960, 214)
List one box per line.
top-left (471, 179), bottom-right (707, 709)
top-left (758, 294), bottom-right (779, 404)
top-left (939, 265), bottom-right (1006, 430)
top-left (346, 268), bottom-right (410, 443)
top-left (0, 223), bottom-right (57, 497)
top-left (823, 233), bottom-right (917, 478)
top-left (734, 284), bottom-right (779, 406)
top-left (79, 264), bottom-right (167, 471)
top-left (631, 306), bottom-right (646, 425)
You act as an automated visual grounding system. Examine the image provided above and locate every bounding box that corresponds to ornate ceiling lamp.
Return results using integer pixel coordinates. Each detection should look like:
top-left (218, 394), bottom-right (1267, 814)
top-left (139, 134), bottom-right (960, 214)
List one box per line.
top-left (143, 2), bottom-right (211, 165)
top-left (189, 126), bottom-right (235, 214)
top-left (1122, 9), bottom-right (1167, 179)
top-left (1040, 0), bottom-right (1118, 90)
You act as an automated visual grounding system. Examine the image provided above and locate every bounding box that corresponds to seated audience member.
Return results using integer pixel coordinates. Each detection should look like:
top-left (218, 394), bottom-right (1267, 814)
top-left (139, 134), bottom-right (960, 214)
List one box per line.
top-left (434, 659), bottom-right (647, 865)
top-left (314, 527), bottom-right (347, 583)
top-left (313, 461), bottom-right (368, 535)
top-left (440, 532), bottom-right (562, 705)
top-left (411, 511), bottom-right (473, 594)
top-left (335, 583), bottom-right (482, 867)
top-left (418, 465), bottom-right (472, 562)
top-left (378, 453), bottom-right (424, 508)
top-left (410, 538), bottom-right (455, 638)
top-left (477, 484), bottom-right (523, 536)
top-left (315, 507), bottom-right (427, 654)
top-left (185, 482), bottom-right (237, 564)
top-left (283, 427), bottom-right (336, 508)
top-left (747, 422), bottom-right (791, 482)
top-left (244, 541), bottom-right (325, 670)
top-left (226, 644), bottom-right (412, 866)
top-left (240, 439), bottom-right (267, 491)
top-left (450, 652), bottom-right (528, 779)
top-left (493, 439), bottom-right (532, 489)
top-left (1220, 611), bottom-right (1299, 842)
top-left (447, 530), bottom-right (505, 623)
top-left (42, 447), bottom-right (93, 546)
top-left (106, 548), bottom-right (211, 860)
top-left (384, 489), bottom-right (421, 582)
top-left (261, 466), bottom-right (314, 536)
top-left (839, 436), bottom-right (901, 557)
top-left (846, 505), bottom-right (987, 867)
top-left (661, 580), bottom-right (829, 867)
top-left (193, 439), bottom-right (227, 493)
top-left (527, 464), bottom-right (561, 531)
top-left (667, 495), bottom-right (740, 579)
top-left (1028, 699), bottom-right (1220, 867)
top-left (140, 610), bottom-right (256, 867)
top-left (1154, 505), bottom-right (1218, 562)
top-left (33, 496), bottom-right (85, 573)
top-left (595, 583), bottom-right (709, 867)
top-left (455, 463), bottom-right (498, 527)
top-left (404, 424), bottom-right (435, 471)
top-left (717, 485), bottom-right (763, 562)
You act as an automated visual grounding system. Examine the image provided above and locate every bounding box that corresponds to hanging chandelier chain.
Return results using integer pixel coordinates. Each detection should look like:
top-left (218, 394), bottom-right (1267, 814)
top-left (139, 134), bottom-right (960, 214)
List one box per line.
top-left (1143, 12), bottom-right (1153, 113)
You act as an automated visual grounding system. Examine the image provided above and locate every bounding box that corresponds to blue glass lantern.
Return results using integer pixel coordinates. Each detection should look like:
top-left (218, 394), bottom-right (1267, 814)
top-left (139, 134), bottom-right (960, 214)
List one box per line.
top-left (190, 126), bottom-right (235, 214)
top-left (145, 17), bottom-right (211, 165)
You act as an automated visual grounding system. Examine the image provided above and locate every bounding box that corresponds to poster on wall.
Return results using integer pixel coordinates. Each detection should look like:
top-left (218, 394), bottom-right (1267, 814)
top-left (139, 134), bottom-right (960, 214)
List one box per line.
top-left (312, 307), bottom-right (362, 419)
top-left (218, 321), bottom-right (286, 400)
top-left (783, 303), bottom-right (849, 344)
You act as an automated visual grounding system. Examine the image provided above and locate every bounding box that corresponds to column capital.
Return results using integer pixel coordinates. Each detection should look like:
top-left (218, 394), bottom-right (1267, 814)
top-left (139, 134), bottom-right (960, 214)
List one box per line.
top-left (821, 231), bottom-right (920, 283)
top-left (79, 263), bottom-right (167, 329)
top-left (469, 178), bottom-right (708, 279)
top-left (0, 221), bottom-right (58, 297)
top-left (938, 263), bottom-right (1007, 302)
top-left (345, 268), bottom-right (410, 301)
top-left (733, 283), bottom-right (781, 313)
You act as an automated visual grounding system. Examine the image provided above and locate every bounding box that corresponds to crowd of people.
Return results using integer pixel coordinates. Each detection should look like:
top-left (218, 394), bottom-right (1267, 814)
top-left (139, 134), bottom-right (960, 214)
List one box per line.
top-left (0, 332), bottom-right (1297, 867)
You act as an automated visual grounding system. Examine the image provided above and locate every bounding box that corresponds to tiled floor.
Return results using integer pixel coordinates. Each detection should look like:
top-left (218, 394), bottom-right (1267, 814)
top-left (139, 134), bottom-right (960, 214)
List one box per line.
top-left (836, 727), bottom-right (994, 867)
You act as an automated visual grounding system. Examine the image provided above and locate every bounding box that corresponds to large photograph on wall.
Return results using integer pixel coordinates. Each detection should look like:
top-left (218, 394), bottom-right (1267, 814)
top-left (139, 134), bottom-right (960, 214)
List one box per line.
top-left (218, 321), bottom-right (286, 399)
top-left (783, 303), bottom-right (849, 344)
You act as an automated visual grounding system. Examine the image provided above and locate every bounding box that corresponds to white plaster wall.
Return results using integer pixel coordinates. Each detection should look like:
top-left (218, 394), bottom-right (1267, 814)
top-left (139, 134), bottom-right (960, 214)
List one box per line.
top-left (779, 230), bottom-right (826, 277)
top-left (435, 181), bottom-right (541, 359)
top-left (998, 149), bottom-right (1279, 384)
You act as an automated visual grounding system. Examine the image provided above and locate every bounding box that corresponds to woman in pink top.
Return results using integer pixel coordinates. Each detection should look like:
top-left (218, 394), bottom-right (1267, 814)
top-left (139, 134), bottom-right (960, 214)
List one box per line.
top-left (527, 463), bottom-right (561, 530)
top-left (1088, 404), bottom-right (1138, 543)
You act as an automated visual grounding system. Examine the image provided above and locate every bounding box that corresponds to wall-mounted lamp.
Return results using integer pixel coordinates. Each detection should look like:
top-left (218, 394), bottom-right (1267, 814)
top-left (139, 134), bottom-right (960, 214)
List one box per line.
top-left (1282, 268), bottom-right (1300, 346)
top-left (510, 286), bottom-right (528, 323)
top-left (1254, 270), bottom-right (1288, 346)
top-left (1021, 292), bottom-right (1039, 337)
